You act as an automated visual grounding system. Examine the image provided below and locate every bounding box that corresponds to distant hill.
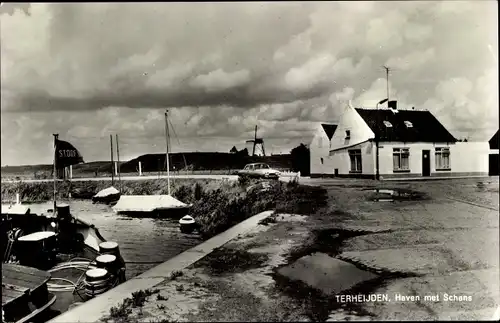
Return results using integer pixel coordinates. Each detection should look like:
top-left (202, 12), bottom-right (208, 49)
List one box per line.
top-left (1, 161), bottom-right (119, 177)
top-left (121, 152), bottom-right (292, 173)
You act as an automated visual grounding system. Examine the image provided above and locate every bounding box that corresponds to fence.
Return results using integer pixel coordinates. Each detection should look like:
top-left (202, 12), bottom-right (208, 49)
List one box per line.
top-left (1, 167), bottom-right (300, 181)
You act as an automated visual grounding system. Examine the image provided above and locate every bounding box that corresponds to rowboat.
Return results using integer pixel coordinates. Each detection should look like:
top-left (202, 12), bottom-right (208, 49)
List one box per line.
top-left (2, 264), bottom-right (56, 323)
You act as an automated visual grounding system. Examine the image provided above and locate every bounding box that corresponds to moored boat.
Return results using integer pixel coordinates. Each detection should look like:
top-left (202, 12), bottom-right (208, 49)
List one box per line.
top-left (92, 186), bottom-right (121, 205)
top-left (112, 194), bottom-right (190, 218)
top-left (2, 204), bottom-right (127, 317)
top-left (2, 135), bottom-right (127, 319)
top-left (179, 215), bottom-right (197, 233)
top-left (2, 264), bottom-right (57, 323)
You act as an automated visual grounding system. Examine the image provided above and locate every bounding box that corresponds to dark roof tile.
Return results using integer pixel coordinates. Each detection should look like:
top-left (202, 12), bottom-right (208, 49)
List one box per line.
top-left (355, 108), bottom-right (457, 143)
top-left (321, 124), bottom-right (338, 140)
top-left (489, 130), bottom-right (499, 149)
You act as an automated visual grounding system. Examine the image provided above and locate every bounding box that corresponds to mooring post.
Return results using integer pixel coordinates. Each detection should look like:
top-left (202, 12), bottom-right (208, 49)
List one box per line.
top-left (138, 161), bottom-right (142, 176)
top-left (16, 193), bottom-right (20, 204)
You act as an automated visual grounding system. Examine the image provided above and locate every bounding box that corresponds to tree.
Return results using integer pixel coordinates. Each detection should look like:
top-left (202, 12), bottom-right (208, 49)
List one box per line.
top-left (290, 143), bottom-right (310, 176)
top-left (237, 148), bottom-right (249, 157)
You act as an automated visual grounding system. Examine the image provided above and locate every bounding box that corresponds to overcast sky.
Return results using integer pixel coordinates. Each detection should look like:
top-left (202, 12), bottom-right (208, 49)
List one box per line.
top-left (1, 2), bottom-right (498, 166)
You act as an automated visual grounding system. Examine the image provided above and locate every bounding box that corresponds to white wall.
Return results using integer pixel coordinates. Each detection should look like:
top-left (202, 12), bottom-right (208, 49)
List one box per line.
top-left (310, 124), bottom-right (332, 175)
top-left (378, 141), bottom-right (489, 175)
top-left (450, 142), bottom-right (489, 173)
top-left (329, 104), bottom-right (375, 151)
top-left (330, 141), bottom-right (375, 175)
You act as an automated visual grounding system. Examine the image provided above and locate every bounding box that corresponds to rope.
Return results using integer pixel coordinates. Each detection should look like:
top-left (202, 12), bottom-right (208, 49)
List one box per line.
top-left (47, 258), bottom-right (122, 297)
top-left (4, 229), bottom-right (22, 262)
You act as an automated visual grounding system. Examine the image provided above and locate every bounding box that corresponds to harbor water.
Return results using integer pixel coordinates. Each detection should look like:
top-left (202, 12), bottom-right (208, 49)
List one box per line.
top-left (24, 200), bottom-right (203, 279)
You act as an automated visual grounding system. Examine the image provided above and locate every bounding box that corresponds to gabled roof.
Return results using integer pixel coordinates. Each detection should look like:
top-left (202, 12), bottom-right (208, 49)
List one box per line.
top-left (489, 130), bottom-right (499, 149)
top-left (355, 108), bottom-right (457, 143)
top-left (321, 124), bottom-right (338, 140)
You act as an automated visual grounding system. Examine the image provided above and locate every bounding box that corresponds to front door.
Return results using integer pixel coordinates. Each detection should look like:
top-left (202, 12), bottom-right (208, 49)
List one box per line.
top-left (422, 150), bottom-right (430, 177)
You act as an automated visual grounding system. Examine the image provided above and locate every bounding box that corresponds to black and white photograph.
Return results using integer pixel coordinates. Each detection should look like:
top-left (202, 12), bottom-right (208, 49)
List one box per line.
top-left (1, 1), bottom-right (498, 322)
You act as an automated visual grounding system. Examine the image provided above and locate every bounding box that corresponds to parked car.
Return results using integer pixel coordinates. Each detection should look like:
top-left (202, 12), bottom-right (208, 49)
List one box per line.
top-left (237, 163), bottom-right (281, 179)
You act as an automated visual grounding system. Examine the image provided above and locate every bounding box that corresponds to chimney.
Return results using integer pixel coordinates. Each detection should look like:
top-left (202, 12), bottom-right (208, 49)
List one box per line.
top-left (388, 100), bottom-right (397, 110)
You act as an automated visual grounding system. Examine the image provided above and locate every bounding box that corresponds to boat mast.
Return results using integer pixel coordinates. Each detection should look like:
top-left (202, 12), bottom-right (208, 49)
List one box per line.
top-left (165, 110), bottom-right (171, 195)
top-left (116, 134), bottom-right (121, 191)
top-left (110, 134), bottom-right (115, 186)
top-left (53, 134), bottom-right (58, 212)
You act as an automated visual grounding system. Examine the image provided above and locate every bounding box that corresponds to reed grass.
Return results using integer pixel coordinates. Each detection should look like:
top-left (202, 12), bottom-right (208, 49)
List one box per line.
top-left (173, 178), bottom-right (328, 239)
top-left (0, 178), bottom-right (218, 203)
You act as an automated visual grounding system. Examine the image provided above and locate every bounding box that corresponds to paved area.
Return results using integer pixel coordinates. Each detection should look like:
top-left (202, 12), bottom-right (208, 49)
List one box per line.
top-left (315, 177), bottom-right (499, 320)
top-left (48, 211), bottom-right (274, 323)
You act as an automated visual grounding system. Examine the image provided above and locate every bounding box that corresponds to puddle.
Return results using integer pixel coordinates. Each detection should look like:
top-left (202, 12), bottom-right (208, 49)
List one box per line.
top-left (276, 253), bottom-right (379, 296)
top-left (270, 227), bottom-right (411, 321)
top-left (366, 188), bottom-right (429, 202)
top-left (475, 181), bottom-right (499, 193)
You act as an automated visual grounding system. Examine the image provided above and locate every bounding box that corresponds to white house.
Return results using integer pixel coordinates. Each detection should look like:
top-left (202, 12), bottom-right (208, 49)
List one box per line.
top-left (310, 123), bottom-right (338, 177)
top-left (314, 101), bottom-right (489, 179)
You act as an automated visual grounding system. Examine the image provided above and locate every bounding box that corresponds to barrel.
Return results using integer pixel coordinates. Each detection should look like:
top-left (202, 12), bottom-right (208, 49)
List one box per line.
top-left (96, 254), bottom-right (118, 274)
top-left (99, 241), bottom-right (119, 256)
top-left (99, 241), bottom-right (125, 268)
top-left (56, 204), bottom-right (71, 220)
top-left (84, 268), bottom-right (110, 298)
top-left (85, 268), bottom-right (109, 282)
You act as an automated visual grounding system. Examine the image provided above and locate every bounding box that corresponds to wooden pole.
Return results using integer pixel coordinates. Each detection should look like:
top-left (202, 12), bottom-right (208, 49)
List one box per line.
top-left (110, 135), bottom-right (115, 185)
top-left (165, 110), bottom-right (171, 195)
top-left (53, 134), bottom-right (58, 212)
top-left (116, 134), bottom-right (121, 191)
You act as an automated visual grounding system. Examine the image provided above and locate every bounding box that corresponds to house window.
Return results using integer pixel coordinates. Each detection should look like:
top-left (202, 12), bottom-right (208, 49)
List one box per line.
top-left (348, 149), bottom-right (362, 173)
top-left (345, 130), bottom-right (351, 140)
top-left (393, 148), bottom-right (410, 171)
top-left (320, 157), bottom-right (324, 164)
top-left (404, 121), bottom-right (413, 128)
top-left (383, 121), bottom-right (393, 128)
top-left (435, 147), bottom-right (451, 170)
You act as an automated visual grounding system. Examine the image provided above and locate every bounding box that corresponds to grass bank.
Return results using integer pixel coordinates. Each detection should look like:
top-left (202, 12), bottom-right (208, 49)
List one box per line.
top-left (0, 178), bottom-right (220, 204)
top-left (175, 178), bottom-right (328, 239)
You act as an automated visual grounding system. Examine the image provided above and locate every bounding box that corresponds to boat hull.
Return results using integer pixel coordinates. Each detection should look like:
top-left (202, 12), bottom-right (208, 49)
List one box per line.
top-left (92, 193), bottom-right (121, 205)
top-left (180, 222), bottom-right (197, 233)
top-left (2, 264), bottom-right (56, 323)
top-left (117, 206), bottom-right (190, 219)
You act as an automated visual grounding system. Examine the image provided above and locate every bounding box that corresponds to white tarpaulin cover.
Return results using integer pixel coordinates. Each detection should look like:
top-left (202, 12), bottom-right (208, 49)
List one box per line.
top-left (112, 195), bottom-right (188, 213)
top-left (1, 204), bottom-right (30, 215)
top-left (93, 186), bottom-right (120, 198)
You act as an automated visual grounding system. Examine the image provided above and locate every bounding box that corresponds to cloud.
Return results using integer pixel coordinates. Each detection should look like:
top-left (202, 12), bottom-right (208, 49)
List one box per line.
top-left (190, 69), bottom-right (251, 92)
top-left (1, 1), bottom-right (498, 165)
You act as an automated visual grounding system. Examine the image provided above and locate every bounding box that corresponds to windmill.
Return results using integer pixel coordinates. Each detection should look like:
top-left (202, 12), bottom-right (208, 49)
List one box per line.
top-left (246, 125), bottom-right (266, 156)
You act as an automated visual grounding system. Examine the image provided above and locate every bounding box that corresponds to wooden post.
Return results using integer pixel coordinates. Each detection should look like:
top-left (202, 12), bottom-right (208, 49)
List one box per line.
top-left (138, 161), bottom-right (142, 176)
top-left (53, 134), bottom-right (58, 212)
top-left (116, 134), bottom-right (121, 191)
top-left (110, 135), bottom-right (115, 185)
